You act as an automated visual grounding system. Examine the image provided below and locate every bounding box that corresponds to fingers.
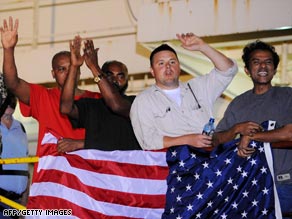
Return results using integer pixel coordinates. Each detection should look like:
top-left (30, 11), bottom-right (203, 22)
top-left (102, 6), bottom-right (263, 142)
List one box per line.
top-left (1, 17), bottom-right (19, 33)
top-left (9, 16), bottom-right (13, 30)
top-left (196, 135), bottom-right (213, 148)
top-left (185, 32), bottom-right (194, 37)
top-left (176, 32), bottom-right (196, 43)
top-left (3, 19), bottom-right (8, 30)
top-left (83, 39), bottom-right (95, 54)
top-left (237, 146), bottom-right (255, 158)
top-left (73, 36), bottom-right (81, 49)
top-left (14, 18), bottom-right (19, 32)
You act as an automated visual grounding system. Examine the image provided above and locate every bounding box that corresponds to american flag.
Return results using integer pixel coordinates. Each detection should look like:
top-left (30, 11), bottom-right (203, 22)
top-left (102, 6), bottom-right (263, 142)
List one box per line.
top-left (26, 132), bottom-right (169, 219)
top-left (26, 121), bottom-right (282, 219)
top-left (163, 120), bottom-right (282, 219)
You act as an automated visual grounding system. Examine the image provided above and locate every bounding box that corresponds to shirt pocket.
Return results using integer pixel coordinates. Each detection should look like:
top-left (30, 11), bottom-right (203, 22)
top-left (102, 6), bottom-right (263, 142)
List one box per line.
top-left (153, 107), bottom-right (175, 134)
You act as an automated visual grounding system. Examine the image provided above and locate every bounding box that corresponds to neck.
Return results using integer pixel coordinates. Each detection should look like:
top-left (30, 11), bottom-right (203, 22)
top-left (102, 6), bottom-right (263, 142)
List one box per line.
top-left (1, 115), bottom-right (13, 129)
top-left (253, 84), bottom-right (272, 95)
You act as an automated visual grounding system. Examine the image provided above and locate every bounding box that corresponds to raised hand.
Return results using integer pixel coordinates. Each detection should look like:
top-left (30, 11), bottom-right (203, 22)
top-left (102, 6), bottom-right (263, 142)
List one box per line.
top-left (83, 39), bottom-right (101, 72)
top-left (0, 16), bottom-right (19, 49)
top-left (69, 35), bottom-right (84, 68)
top-left (176, 32), bottom-right (205, 51)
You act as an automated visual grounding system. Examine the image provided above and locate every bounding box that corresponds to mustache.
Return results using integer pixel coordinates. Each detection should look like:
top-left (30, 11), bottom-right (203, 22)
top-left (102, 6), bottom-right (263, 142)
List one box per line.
top-left (112, 81), bottom-right (128, 94)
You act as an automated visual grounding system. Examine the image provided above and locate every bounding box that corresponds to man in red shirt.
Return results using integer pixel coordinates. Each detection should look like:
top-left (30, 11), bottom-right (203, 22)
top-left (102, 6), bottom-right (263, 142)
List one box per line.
top-left (0, 17), bottom-right (101, 159)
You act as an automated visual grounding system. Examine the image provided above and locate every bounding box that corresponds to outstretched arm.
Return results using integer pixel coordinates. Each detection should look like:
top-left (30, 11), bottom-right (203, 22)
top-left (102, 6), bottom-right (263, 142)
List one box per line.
top-left (58, 36), bottom-right (85, 153)
top-left (83, 39), bottom-right (132, 117)
top-left (250, 124), bottom-right (292, 143)
top-left (0, 16), bottom-right (30, 105)
top-left (176, 33), bottom-right (234, 71)
top-left (60, 35), bottom-right (84, 119)
top-left (213, 121), bottom-right (263, 147)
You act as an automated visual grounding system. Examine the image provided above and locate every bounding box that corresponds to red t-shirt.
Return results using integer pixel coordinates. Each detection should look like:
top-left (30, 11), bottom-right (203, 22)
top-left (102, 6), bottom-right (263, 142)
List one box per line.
top-left (20, 84), bottom-right (101, 157)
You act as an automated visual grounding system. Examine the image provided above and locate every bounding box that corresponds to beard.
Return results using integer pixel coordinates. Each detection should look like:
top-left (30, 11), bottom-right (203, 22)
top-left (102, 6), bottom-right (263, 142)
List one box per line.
top-left (113, 81), bottom-right (128, 95)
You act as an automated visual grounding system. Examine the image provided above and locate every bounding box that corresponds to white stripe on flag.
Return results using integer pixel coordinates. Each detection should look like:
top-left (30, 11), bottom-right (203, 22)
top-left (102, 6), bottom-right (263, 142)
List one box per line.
top-left (36, 155), bottom-right (167, 195)
top-left (30, 182), bottom-right (164, 219)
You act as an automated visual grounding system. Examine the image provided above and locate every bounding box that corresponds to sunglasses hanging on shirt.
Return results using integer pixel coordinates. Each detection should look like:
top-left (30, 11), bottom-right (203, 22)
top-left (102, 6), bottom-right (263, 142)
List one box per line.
top-left (187, 83), bottom-right (201, 109)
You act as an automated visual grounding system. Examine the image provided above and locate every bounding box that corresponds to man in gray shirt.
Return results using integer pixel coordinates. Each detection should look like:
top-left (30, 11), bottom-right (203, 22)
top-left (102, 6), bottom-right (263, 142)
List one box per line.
top-left (214, 40), bottom-right (292, 216)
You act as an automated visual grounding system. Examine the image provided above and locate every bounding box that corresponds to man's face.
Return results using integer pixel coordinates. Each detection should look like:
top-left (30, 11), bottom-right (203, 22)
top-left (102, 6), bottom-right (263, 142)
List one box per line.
top-left (105, 63), bottom-right (128, 93)
top-left (245, 50), bottom-right (276, 85)
top-left (150, 50), bottom-right (181, 90)
top-left (51, 55), bottom-right (71, 88)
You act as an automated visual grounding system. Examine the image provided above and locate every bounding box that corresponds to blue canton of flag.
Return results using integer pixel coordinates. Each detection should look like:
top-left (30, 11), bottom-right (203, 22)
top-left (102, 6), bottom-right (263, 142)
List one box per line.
top-left (163, 121), bottom-right (279, 219)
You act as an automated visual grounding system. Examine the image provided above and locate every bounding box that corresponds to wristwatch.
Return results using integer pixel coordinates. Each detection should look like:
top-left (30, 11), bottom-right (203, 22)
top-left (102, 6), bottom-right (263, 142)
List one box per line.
top-left (93, 74), bottom-right (102, 83)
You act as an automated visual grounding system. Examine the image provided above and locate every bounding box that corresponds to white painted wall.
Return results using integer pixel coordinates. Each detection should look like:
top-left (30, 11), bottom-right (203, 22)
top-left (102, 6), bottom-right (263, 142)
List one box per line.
top-left (137, 0), bottom-right (292, 42)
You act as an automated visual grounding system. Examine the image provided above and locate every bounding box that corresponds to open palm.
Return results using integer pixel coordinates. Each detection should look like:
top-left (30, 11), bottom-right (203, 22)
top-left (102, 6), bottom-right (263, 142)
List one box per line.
top-left (0, 16), bottom-right (19, 49)
top-left (69, 35), bottom-right (84, 67)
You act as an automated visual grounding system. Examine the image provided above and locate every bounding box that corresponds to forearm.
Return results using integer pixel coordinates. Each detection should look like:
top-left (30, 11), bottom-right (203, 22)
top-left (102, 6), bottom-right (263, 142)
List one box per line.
top-left (3, 48), bottom-right (18, 89)
top-left (60, 65), bottom-right (78, 117)
top-left (251, 125), bottom-right (292, 143)
top-left (91, 67), bottom-right (131, 117)
top-left (3, 48), bottom-right (30, 104)
top-left (163, 135), bottom-right (192, 148)
top-left (213, 126), bottom-right (238, 147)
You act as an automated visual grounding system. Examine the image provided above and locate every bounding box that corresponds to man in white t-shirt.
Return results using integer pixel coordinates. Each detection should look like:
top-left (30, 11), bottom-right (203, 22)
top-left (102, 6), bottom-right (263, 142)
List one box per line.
top-left (130, 33), bottom-right (238, 150)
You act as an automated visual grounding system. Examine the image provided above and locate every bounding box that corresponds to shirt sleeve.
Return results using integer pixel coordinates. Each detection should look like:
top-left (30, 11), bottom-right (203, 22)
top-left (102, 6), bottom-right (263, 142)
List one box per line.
top-left (19, 83), bottom-right (43, 118)
top-left (69, 99), bottom-right (88, 129)
top-left (188, 59), bottom-right (238, 110)
top-left (215, 101), bottom-right (237, 132)
top-left (130, 93), bottom-right (164, 150)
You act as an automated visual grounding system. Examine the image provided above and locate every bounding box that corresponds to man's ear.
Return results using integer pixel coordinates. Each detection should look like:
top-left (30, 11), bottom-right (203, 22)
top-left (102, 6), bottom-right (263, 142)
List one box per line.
top-left (244, 67), bottom-right (250, 77)
top-left (150, 67), bottom-right (155, 77)
top-left (51, 69), bottom-right (56, 79)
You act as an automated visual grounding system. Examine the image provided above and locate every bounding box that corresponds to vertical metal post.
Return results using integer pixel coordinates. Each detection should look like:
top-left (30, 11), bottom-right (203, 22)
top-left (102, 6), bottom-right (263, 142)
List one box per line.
top-left (32, 0), bottom-right (39, 48)
top-left (281, 43), bottom-right (288, 84)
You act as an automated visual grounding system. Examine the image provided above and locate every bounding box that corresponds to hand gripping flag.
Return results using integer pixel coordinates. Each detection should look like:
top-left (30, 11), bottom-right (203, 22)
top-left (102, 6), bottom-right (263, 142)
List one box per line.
top-left (162, 120), bottom-right (282, 219)
top-left (26, 131), bottom-right (168, 219)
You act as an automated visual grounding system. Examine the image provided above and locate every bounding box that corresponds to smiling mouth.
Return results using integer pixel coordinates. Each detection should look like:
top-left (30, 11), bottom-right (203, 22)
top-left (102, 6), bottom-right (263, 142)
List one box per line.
top-left (257, 71), bottom-right (268, 76)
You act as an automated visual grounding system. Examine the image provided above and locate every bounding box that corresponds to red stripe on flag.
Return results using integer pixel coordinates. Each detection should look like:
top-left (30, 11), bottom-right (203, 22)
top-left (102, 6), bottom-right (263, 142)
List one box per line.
top-left (31, 168), bottom-right (166, 209)
top-left (56, 153), bottom-right (169, 180)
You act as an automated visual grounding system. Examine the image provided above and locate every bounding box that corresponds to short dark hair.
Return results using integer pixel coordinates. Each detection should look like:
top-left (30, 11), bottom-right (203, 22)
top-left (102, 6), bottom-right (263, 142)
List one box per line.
top-left (101, 60), bottom-right (128, 75)
top-left (150, 44), bottom-right (178, 66)
top-left (0, 91), bottom-right (16, 118)
top-left (242, 40), bottom-right (280, 70)
top-left (101, 60), bottom-right (129, 94)
top-left (51, 51), bottom-right (70, 69)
